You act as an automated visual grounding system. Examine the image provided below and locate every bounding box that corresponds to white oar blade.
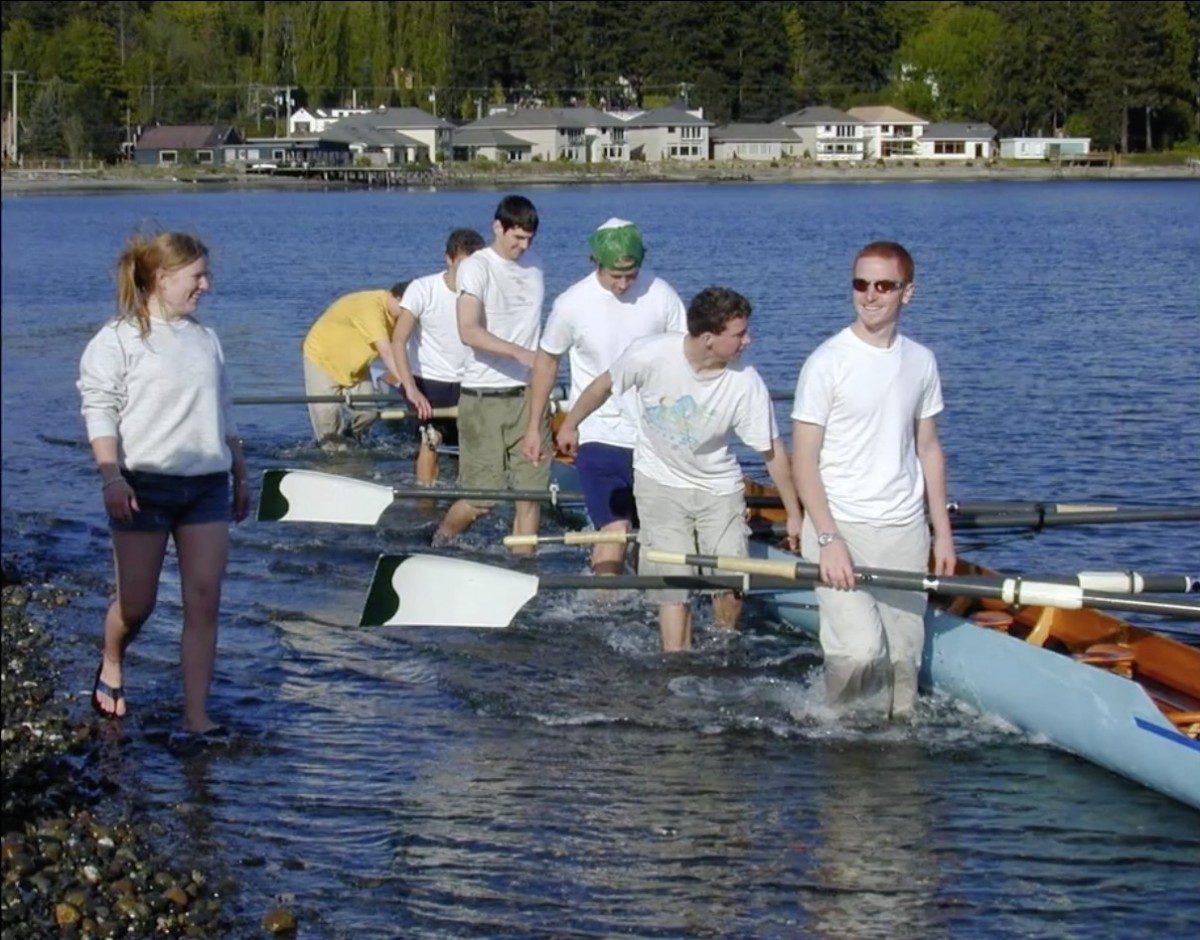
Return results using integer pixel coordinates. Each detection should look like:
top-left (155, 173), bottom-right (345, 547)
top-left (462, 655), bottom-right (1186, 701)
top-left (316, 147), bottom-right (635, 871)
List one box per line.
top-left (360, 554), bottom-right (539, 628)
top-left (258, 469), bottom-right (394, 525)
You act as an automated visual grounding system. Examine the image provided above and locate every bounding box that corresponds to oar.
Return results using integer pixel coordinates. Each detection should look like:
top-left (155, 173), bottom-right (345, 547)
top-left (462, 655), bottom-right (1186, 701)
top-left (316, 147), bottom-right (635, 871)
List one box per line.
top-left (236, 384), bottom-right (572, 407)
top-left (644, 551), bottom-right (1200, 620)
top-left (950, 507), bottom-right (1200, 529)
top-left (377, 406), bottom-right (459, 421)
top-left (235, 393), bottom-right (409, 406)
top-left (359, 553), bottom-right (799, 627)
top-left (741, 493), bottom-right (1200, 529)
top-left (378, 401), bottom-right (569, 421)
top-left (503, 531), bottom-right (633, 548)
top-left (258, 469), bottom-right (586, 525)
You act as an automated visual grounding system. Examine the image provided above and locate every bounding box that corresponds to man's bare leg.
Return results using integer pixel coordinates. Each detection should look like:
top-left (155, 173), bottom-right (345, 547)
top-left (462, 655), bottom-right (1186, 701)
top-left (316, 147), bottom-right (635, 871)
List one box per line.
top-left (659, 602), bottom-right (693, 652)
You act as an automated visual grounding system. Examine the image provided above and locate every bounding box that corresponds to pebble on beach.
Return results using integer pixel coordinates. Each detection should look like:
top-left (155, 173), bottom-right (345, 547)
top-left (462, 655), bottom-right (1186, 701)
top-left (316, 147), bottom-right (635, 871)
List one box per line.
top-left (1, 564), bottom-right (240, 937)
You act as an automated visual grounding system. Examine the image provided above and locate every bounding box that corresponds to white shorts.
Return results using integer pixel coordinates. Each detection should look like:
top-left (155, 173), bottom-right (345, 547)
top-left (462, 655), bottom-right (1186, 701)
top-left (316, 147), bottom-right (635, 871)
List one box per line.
top-left (634, 471), bottom-right (749, 605)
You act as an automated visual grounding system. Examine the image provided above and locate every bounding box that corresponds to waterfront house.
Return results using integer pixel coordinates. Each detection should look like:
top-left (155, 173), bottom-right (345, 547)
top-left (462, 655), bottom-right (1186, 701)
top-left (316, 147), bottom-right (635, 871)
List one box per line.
top-left (452, 107), bottom-right (628, 162)
top-left (313, 107), bottom-right (454, 164)
top-left (133, 125), bottom-right (242, 167)
top-left (710, 123), bottom-right (797, 161)
top-left (846, 105), bottom-right (928, 160)
top-left (288, 106), bottom-right (372, 135)
top-left (917, 122), bottom-right (997, 160)
top-left (775, 107), bottom-right (865, 161)
top-left (999, 137), bottom-right (1092, 160)
top-left (223, 135), bottom-right (351, 168)
top-left (622, 106), bottom-right (712, 162)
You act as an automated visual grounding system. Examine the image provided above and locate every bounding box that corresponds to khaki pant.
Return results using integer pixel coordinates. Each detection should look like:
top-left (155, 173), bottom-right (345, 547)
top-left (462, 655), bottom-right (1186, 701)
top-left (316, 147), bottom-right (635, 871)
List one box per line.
top-left (802, 516), bottom-right (929, 717)
top-left (457, 390), bottom-right (550, 503)
top-left (303, 355), bottom-right (377, 447)
top-left (634, 472), bottom-right (749, 605)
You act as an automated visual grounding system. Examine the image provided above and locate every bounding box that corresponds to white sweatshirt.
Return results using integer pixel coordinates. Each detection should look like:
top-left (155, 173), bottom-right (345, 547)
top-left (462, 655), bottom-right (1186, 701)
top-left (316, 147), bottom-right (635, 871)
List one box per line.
top-left (78, 315), bottom-right (237, 476)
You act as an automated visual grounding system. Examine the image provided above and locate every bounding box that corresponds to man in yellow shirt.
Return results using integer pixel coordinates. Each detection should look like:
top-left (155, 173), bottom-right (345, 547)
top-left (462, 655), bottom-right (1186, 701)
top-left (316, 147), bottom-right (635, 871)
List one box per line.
top-left (302, 285), bottom-right (407, 451)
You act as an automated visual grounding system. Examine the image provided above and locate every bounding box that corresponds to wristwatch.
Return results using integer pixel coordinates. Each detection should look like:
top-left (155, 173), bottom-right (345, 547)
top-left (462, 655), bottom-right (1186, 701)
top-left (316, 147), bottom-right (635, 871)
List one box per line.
top-left (817, 531), bottom-right (841, 547)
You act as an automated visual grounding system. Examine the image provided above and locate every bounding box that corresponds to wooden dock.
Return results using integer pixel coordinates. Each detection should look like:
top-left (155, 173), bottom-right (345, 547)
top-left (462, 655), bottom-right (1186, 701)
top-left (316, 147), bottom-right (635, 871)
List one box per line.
top-left (248, 165), bottom-right (442, 187)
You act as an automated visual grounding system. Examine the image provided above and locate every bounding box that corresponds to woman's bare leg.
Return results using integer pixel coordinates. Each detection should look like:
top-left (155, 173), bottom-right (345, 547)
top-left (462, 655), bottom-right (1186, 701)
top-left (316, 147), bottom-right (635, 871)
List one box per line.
top-left (173, 521), bottom-right (229, 733)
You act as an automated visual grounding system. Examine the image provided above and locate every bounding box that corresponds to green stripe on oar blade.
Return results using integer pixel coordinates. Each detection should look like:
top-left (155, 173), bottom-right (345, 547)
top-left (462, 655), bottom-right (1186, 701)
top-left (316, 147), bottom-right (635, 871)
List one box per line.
top-left (358, 553), bottom-right (799, 627)
top-left (257, 469), bottom-right (397, 525)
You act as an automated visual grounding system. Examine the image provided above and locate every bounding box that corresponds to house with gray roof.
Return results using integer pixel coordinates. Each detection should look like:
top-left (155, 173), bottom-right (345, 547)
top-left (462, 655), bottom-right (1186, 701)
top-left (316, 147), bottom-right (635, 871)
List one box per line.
top-left (623, 106), bottom-right (712, 162)
top-left (318, 107), bottom-right (454, 164)
top-left (846, 105), bottom-right (928, 160)
top-left (775, 106), bottom-right (865, 161)
top-left (452, 107), bottom-right (627, 162)
top-left (917, 122), bottom-right (997, 160)
top-left (133, 125), bottom-right (243, 167)
top-left (710, 123), bottom-right (797, 161)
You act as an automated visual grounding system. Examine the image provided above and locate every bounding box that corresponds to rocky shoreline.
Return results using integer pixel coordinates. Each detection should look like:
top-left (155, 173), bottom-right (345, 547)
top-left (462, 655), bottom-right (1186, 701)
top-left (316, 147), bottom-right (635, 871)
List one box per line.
top-left (3, 160), bottom-right (1197, 195)
top-left (0, 562), bottom-right (296, 937)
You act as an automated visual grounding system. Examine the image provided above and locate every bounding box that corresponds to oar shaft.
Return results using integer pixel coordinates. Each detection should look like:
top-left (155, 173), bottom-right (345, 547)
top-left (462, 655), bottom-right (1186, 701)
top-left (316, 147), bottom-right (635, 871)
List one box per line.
top-left (538, 573), bottom-right (799, 592)
top-left (952, 508), bottom-right (1200, 528)
top-left (390, 485), bottom-right (586, 503)
top-left (234, 393), bottom-right (408, 405)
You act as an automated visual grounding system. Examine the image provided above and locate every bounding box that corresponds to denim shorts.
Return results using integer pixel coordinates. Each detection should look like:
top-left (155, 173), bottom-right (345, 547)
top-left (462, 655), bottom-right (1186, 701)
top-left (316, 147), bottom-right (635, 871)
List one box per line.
top-left (110, 470), bottom-right (231, 532)
top-left (575, 442), bottom-right (637, 527)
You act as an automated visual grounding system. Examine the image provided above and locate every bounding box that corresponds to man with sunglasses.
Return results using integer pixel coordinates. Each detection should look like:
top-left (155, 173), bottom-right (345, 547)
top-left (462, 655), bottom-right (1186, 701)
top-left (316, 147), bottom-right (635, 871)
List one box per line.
top-left (791, 241), bottom-right (956, 720)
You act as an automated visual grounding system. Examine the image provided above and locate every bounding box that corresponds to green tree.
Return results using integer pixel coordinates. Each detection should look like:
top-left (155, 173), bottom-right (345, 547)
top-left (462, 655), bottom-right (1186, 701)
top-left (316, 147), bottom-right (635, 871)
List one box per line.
top-left (26, 75), bottom-right (71, 156)
top-left (891, 4), bottom-right (1004, 121)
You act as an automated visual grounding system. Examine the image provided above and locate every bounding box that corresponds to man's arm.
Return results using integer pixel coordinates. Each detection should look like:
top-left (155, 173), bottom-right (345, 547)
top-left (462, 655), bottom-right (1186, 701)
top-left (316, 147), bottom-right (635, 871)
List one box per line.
top-left (760, 436), bottom-right (803, 549)
top-left (917, 415), bottom-right (956, 575)
top-left (792, 420), bottom-right (856, 590)
top-left (556, 371), bottom-right (613, 457)
top-left (519, 350), bottom-right (560, 463)
top-left (386, 308), bottom-right (430, 419)
top-left (457, 292), bottom-right (535, 370)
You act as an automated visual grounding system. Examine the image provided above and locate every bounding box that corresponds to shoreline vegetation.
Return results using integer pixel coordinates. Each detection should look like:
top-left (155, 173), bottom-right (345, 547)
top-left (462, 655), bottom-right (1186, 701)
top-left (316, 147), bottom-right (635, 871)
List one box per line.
top-left (4, 158), bottom-right (1199, 194)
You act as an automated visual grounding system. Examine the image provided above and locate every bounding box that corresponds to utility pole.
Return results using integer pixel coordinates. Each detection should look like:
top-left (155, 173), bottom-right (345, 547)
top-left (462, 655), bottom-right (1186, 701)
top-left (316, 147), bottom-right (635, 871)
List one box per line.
top-left (6, 70), bottom-right (24, 164)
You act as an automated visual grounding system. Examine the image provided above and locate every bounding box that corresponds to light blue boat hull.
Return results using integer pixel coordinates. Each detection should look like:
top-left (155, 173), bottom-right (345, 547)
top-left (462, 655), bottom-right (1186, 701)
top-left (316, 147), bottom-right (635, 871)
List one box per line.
top-left (752, 543), bottom-right (1200, 811)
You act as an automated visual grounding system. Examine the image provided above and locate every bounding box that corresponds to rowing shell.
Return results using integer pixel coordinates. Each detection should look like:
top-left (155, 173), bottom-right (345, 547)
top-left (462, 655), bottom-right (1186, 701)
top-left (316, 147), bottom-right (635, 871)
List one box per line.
top-left (736, 500), bottom-right (1200, 811)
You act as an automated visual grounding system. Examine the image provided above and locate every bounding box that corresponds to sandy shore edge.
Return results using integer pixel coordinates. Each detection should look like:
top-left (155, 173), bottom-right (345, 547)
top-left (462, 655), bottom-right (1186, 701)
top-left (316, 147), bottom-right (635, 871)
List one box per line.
top-left (4, 162), bottom-right (1197, 194)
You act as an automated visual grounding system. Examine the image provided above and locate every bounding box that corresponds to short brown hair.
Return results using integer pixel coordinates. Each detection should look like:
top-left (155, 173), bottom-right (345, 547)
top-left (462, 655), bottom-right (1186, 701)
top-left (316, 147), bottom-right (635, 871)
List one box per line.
top-left (687, 287), bottom-right (751, 337)
top-left (854, 241), bottom-right (914, 282)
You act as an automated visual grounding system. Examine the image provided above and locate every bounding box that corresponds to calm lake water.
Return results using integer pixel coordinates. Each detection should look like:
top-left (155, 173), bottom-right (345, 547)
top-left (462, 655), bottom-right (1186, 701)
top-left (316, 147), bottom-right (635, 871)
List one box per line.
top-left (2, 180), bottom-right (1199, 937)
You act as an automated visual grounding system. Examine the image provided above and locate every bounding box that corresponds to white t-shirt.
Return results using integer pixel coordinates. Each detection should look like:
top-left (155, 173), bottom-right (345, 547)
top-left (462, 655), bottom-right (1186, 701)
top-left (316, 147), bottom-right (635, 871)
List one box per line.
top-left (78, 315), bottom-right (237, 476)
top-left (609, 332), bottom-right (779, 494)
top-left (792, 326), bottom-right (944, 525)
top-left (541, 269), bottom-right (686, 448)
top-left (455, 246), bottom-right (544, 388)
top-left (401, 272), bottom-right (468, 383)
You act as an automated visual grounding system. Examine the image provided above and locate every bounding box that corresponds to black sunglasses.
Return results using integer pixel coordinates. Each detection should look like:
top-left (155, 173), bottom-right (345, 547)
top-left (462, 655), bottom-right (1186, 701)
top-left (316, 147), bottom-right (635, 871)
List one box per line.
top-left (852, 278), bottom-right (906, 294)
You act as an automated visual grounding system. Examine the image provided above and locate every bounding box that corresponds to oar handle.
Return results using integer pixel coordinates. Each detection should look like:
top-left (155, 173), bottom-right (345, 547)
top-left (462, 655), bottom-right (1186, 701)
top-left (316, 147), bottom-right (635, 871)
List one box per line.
top-left (389, 485), bottom-right (587, 504)
top-left (644, 550), bottom-right (804, 578)
top-left (378, 406), bottom-right (459, 421)
top-left (234, 393), bottom-right (408, 405)
top-left (503, 531), bottom-right (632, 547)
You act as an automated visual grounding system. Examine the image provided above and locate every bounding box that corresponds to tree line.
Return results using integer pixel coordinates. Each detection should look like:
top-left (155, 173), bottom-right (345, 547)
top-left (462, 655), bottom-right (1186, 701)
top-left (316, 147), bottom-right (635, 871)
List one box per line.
top-left (3, 0), bottom-right (1197, 161)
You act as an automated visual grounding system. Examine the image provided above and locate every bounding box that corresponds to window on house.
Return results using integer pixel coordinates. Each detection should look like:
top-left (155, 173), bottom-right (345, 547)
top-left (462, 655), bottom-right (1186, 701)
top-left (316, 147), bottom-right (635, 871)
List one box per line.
top-left (272, 149), bottom-right (286, 161)
top-left (681, 126), bottom-right (701, 140)
top-left (835, 125), bottom-right (856, 138)
top-left (197, 150), bottom-right (214, 164)
top-left (295, 122), bottom-right (311, 133)
top-left (934, 140), bottom-right (966, 155)
top-left (610, 128), bottom-right (625, 143)
top-left (160, 150), bottom-right (177, 165)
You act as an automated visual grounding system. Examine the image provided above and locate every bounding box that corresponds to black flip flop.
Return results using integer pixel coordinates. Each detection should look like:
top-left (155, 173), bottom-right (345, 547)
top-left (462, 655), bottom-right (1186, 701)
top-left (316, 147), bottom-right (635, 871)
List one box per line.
top-left (91, 661), bottom-right (125, 719)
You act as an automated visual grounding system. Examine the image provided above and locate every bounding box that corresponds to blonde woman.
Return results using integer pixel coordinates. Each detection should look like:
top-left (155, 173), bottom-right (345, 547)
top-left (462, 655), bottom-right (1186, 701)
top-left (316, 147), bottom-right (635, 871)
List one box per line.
top-left (78, 231), bottom-right (249, 741)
